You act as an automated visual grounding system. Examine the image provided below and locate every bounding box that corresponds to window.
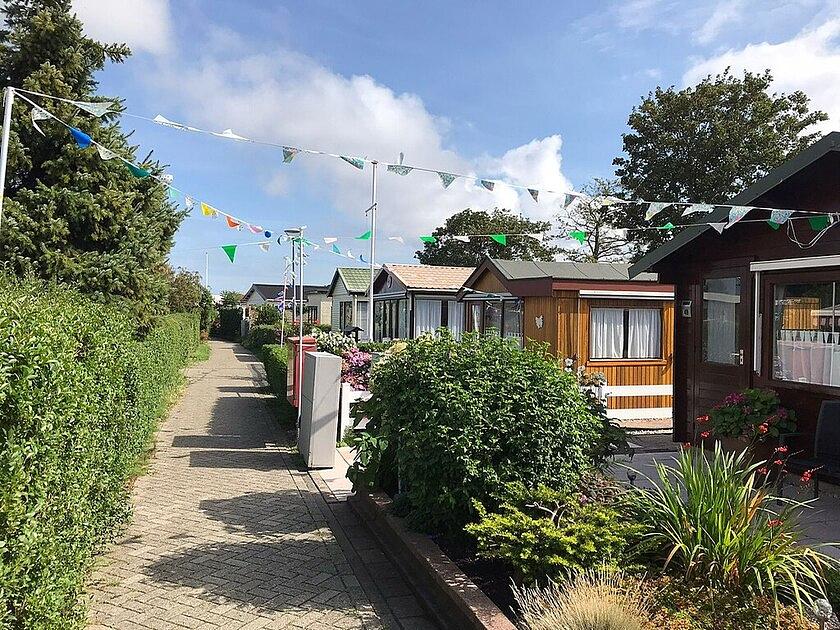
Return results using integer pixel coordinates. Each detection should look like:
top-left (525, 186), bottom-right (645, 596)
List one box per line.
top-left (590, 307), bottom-right (661, 360)
top-left (414, 299), bottom-right (442, 336)
top-left (703, 277), bottom-right (740, 364)
top-left (503, 301), bottom-right (523, 345)
top-left (483, 301), bottom-right (502, 335)
top-left (339, 301), bottom-right (353, 332)
top-left (464, 300), bottom-right (524, 346)
top-left (772, 280), bottom-right (840, 387)
top-left (375, 298), bottom-right (408, 341)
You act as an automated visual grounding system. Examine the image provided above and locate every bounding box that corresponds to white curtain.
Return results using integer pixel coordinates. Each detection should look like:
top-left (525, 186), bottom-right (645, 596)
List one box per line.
top-left (705, 296), bottom-right (737, 363)
top-left (627, 309), bottom-right (661, 358)
top-left (447, 301), bottom-right (465, 340)
top-left (414, 299), bottom-right (441, 337)
top-left (590, 308), bottom-right (624, 359)
top-left (356, 301), bottom-right (369, 340)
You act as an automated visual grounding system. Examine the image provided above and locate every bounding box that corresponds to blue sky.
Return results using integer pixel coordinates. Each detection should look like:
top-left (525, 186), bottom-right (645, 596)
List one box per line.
top-left (71, 0), bottom-right (840, 292)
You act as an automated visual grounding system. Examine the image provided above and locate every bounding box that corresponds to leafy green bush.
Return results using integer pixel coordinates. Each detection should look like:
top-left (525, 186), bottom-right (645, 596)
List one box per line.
top-left (707, 388), bottom-right (796, 442)
top-left (349, 332), bottom-right (603, 533)
top-left (826, 566), bottom-right (840, 617)
top-left (629, 443), bottom-right (836, 612)
top-left (242, 324), bottom-right (281, 354)
top-left (0, 277), bottom-right (198, 628)
top-left (466, 482), bottom-right (642, 584)
top-left (357, 340), bottom-right (393, 353)
top-left (254, 302), bottom-right (282, 326)
top-left (262, 344), bottom-right (289, 398)
top-left (214, 307), bottom-right (242, 340)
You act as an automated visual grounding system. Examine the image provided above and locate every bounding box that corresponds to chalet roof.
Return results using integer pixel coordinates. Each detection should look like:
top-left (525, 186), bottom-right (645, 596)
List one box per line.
top-left (244, 283), bottom-right (328, 302)
top-left (489, 258), bottom-right (659, 282)
top-left (384, 264), bottom-right (474, 291)
top-left (629, 131), bottom-right (840, 277)
top-left (327, 267), bottom-right (370, 296)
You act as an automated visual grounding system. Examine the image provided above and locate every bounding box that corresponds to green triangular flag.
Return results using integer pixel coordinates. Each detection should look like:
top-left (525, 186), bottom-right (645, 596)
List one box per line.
top-left (767, 220), bottom-right (781, 230)
top-left (419, 235), bottom-right (437, 243)
top-left (221, 244), bottom-right (237, 263)
top-left (356, 230), bottom-right (372, 240)
top-left (656, 222), bottom-right (675, 230)
top-left (569, 230), bottom-right (586, 244)
top-left (490, 234), bottom-right (507, 246)
top-left (126, 162), bottom-right (150, 178)
top-left (808, 215), bottom-right (830, 231)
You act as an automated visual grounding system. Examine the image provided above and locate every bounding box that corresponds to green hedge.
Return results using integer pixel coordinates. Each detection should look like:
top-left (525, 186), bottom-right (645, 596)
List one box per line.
top-left (242, 325), bottom-right (281, 355)
top-left (262, 343), bottom-right (289, 397)
top-left (214, 307), bottom-right (242, 341)
top-left (0, 277), bottom-right (199, 628)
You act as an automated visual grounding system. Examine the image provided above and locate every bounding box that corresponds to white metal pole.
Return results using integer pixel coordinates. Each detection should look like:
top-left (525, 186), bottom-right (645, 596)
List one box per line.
top-left (297, 229), bottom-right (305, 426)
top-left (367, 161), bottom-right (377, 341)
top-left (204, 251), bottom-right (209, 290)
top-left (0, 87), bottom-right (16, 232)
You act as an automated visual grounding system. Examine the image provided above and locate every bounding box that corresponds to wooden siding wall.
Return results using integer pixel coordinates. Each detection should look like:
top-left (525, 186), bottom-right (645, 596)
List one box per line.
top-left (523, 296), bottom-right (560, 353)
top-left (473, 271), bottom-right (507, 294)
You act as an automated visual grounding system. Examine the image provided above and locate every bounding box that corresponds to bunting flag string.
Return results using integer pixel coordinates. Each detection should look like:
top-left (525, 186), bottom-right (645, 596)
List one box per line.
top-left (30, 105), bottom-right (49, 136)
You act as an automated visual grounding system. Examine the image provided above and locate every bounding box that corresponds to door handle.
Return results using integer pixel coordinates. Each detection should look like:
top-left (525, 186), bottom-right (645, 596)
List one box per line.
top-left (739, 349), bottom-right (744, 365)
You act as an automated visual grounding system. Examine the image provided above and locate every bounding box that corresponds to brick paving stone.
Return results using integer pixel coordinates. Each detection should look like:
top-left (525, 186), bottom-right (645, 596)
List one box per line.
top-left (86, 341), bottom-right (438, 630)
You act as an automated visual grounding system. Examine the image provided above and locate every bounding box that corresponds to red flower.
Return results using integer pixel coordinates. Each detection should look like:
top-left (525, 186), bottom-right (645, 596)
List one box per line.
top-left (801, 469), bottom-right (815, 483)
top-left (758, 423), bottom-right (769, 434)
top-left (773, 459), bottom-right (783, 466)
top-left (768, 519), bottom-right (783, 528)
top-left (775, 445), bottom-right (789, 454)
top-left (696, 414), bottom-right (710, 424)
top-left (700, 430), bottom-right (711, 439)
top-left (682, 442), bottom-right (692, 449)
top-left (758, 467), bottom-right (769, 475)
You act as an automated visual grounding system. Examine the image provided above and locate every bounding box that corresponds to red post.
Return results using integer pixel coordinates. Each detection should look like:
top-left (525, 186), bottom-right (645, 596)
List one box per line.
top-left (286, 335), bottom-right (316, 408)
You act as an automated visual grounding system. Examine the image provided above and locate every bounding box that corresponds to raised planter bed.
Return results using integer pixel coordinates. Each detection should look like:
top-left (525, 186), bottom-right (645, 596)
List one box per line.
top-left (349, 490), bottom-right (517, 630)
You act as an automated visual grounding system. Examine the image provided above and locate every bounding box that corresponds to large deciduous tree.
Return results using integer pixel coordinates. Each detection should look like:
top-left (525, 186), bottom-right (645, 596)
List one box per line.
top-left (612, 69), bottom-right (827, 258)
top-left (557, 178), bottom-right (632, 262)
top-left (415, 208), bottom-right (557, 266)
top-left (0, 0), bottom-right (184, 317)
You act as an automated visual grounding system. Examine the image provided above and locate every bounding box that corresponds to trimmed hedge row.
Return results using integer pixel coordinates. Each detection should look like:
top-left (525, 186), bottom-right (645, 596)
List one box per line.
top-left (0, 277), bottom-right (199, 628)
top-left (242, 325), bottom-right (280, 356)
top-left (261, 343), bottom-right (289, 398)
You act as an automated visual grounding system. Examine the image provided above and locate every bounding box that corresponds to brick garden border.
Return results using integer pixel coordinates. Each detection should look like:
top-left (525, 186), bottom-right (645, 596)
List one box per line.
top-left (349, 490), bottom-right (517, 630)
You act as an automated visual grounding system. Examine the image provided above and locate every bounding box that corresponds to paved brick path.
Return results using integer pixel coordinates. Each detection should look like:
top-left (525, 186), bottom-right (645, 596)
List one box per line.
top-left (86, 341), bottom-right (437, 630)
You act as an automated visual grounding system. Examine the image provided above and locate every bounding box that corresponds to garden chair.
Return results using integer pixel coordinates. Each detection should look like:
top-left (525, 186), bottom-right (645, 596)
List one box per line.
top-left (778, 400), bottom-right (840, 499)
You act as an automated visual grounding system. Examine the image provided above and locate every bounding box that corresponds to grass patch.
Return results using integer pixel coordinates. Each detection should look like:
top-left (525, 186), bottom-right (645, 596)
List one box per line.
top-left (190, 341), bottom-right (211, 363)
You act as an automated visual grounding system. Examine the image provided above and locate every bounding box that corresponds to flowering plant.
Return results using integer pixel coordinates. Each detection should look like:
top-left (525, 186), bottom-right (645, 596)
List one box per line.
top-left (707, 388), bottom-right (796, 443)
top-left (341, 347), bottom-right (372, 391)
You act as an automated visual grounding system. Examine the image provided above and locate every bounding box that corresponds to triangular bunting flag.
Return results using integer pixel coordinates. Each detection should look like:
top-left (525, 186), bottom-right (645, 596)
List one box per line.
top-left (70, 127), bottom-right (92, 148)
top-left (264, 230), bottom-right (272, 238)
top-left (527, 232), bottom-right (543, 241)
top-left (725, 206), bottom-right (751, 229)
top-left (159, 173), bottom-right (174, 184)
top-left (221, 245), bottom-right (237, 263)
top-left (225, 216), bottom-right (241, 229)
top-left (490, 234), bottom-right (507, 246)
top-left (340, 156), bottom-right (365, 170)
top-left (259, 243), bottom-right (270, 252)
top-left (360, 254), bottom-right (369, 263)
top-left (30, 106), bottom-right (50, 136)
top-left (479, 179), bottom-right (495, 191)
top-left (126, 162), bottom-right (150, 178)
top-left (419, 235), bottom-right (437, 243)
top-left (601, 195), bottom-right (625, 206)
top-left (324, 237), bottom-right (338, 244)
top-left (346, 250), bottom-right (354, 259)
top-left (437, 172), bottom-right (455, 188)
top-left (213, 128), bottom-right (248, 141)
top-left (770, 209), bottom-right (793, 225)
top-left (201, 202), bottom-right (217, 217)
top-left (96, 144), bottom-right (119, 160)
top-left (153, 114), bottom-right (186, 130)
top-left (388, 236), bottom-right (404, 244)
top-left (452, 235), bottom-right (470, 243)
top-left (645, 202), bottom-right (669, 221)
top-left (167, 188), bottom-right (179, 203)
top-left (709, 222), bottom-right (726, 234)
top-left (528, 189), bottom-right (539, 203)
top-left (682, 203), bottom-right (714, 216)
top-left (656, 222), bottom-right (676, 230)
top-left (185, 196), bottom-right (195, 212)
top-left (767, 221), bottom-right (781, 230)
top-left (356, 230), bottom-right (372, 240)
top-left (248, 224), bottom-right (263, 234)
top-left (72, 100), bottom-right (113, 117)
top-left (569, 230), bottom-right (587, 244)
top-left (563, 193), bottom-right (577, 208)
top-left (809, 215), bottom-right (831, 231)
top-left (331, 243), bottom-right (342, 255)
top-left (282, 147), bottom-right (299, 163)
top-left (387, 164), bottom-right (413, 176)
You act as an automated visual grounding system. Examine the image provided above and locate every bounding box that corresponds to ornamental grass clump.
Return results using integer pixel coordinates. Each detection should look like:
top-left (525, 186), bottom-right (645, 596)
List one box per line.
top-left (629, 443), bottom-right (836, 612)
top-left (513, 567), bottom-right (650, 630)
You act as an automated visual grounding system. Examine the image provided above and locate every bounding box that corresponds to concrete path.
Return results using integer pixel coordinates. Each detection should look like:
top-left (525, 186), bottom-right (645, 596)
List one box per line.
top-left (86, 341), bottom-right (437, 630)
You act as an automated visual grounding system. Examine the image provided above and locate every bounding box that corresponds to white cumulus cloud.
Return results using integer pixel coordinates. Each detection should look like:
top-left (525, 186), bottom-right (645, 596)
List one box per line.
top-left (72, 0), bottom-right (173, 55)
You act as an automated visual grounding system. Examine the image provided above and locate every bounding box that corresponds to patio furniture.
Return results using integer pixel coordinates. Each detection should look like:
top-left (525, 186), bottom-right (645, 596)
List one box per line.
top-left (778, 400), bottom-right (840, 498)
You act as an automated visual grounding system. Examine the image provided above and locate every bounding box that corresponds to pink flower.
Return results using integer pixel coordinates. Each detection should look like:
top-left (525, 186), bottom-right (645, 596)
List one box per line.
top-left (696, 415), bottom-right (710, 424)
top-left (768, 519), bottom-right (783, 528)
top-left (758, 423), bottom-right (769, 434)
top-left (700, 431), bottom-right (711, 439)
top-left (775, 445), bottom-right (788, 454)
top-left (758, 467), bottom-right (769, 475)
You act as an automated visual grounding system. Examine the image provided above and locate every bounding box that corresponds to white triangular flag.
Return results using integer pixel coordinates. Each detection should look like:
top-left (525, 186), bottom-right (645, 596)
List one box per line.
top-left (184, 196), bottom-right (195, 212)
top-left (213, 128), bottom-right (248, 141)
top-left (388, 236), bottom-right (404, 244)
top-left (159, 173), bottom-right (174, 184)
top-left (248, 224), bottom-right (263, 234)
top-left (645, 202), bottom-right (669, 221)
top-left (346, 250), bottom-right (354, 259)
top-left (30, 106), bottom-right (50, 136)
top-left (682, 203), bottom-right (714, 216)
top-left (452, 235), bottom-right (470, 242)
top-left (72, 100), bottom-right (113, 117)
top-left (527, 232), bottom-right (544, 241)
top-left (770, 209), bottom-right (793, 225)
top-left (709, 222), bottom-right (726, 234)
top-left (725, 206), bottom-right (751, 229)
top-left (324, 237), bottom-right (338, 244)
top-left (312, 244), bottom-right (320, 250)
top-left (153, 114), bottom-right (186, 130)
top-left (95, 144), bottom-right (119, 160)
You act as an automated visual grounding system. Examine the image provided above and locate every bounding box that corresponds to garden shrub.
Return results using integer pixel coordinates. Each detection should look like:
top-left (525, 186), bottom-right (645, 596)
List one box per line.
top-left (466, 481), bottom-right (642, 583)
top-left (349, 332), bottom-right (603, 533)
top-left (706, 388), bottom-right (796, 443)
top-left (312, 328), bottom-right (355, 356)
top-left (253, 302), bottom-right (282, 326)
top-left (262, 344), bottom-right (289, 398)
top-left (242, 324), bottom-right (280, 355)
top-left (0, 277), bottom-right (198, 628)
top-left (214, 307), bottom-right (242, 340)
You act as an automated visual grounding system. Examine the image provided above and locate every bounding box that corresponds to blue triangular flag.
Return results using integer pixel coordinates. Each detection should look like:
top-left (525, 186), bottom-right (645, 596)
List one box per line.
top-left (264, 230), bottom-right (272, 238)
top-left (332, 243), bottom-right (341, 255)
top-left (70, 127), bottom-right (92, 148)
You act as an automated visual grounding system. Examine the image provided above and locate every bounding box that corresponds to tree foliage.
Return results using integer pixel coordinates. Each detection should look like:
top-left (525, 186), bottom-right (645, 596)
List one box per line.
top-left (219, 290), bottom-right (243, 307)
top-left (612, 69), bottom-right (827, 258)
top-left (415, 208), bottom-right (557, 266)
top-left (557, 178), bottom-right (633, 262)
top-left (0, 0), bottom-right (184, 316)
